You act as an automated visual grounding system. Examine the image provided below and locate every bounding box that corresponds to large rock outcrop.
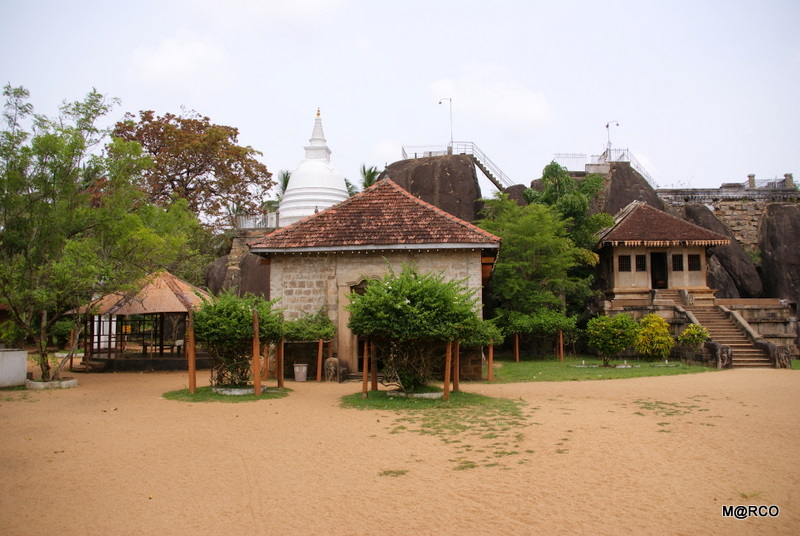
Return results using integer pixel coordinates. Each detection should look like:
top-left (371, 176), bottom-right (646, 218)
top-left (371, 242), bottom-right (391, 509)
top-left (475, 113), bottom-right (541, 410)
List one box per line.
top-left (379, 155), bottom-right (483, 222)
top-left (681, 203), bottom-right (762, 298)
top-left (603, 162), bottom-right (668, 215)
top-left (759, 203), bottom-right (800, 305)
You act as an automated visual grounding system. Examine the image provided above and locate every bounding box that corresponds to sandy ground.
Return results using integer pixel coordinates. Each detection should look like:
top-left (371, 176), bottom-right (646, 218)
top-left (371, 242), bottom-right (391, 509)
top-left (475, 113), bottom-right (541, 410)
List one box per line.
top-left (1, 365), bottom-right (798, 536)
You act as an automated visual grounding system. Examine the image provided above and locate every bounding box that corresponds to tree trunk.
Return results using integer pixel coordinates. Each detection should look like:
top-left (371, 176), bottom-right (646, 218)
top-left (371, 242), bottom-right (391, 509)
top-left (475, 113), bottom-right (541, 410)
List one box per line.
top-left (38, 310), bottom-right (51, 381)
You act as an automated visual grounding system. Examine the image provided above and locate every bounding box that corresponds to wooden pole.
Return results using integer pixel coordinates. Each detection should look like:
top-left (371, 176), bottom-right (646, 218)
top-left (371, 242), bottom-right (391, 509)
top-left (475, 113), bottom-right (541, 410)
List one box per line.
top-left (252, 309), bottom-right (261, 396)
top-left (361, 340), bottom-right (369, 399)
top-left (370, 342), bottom-right (378, 391)
top-left (558, 330), bottom-right (564, 362)
top-left (316, 339), bottom-right (324, 382)
top-left (187, 310), bottom-right (197, 394)
top-left (277, 339), bottom-right (284, 388)
top-left (68, 329), bottom-right (75, 371)
top-left (487, 341), bottom-right (494, 382)
top-left (261, 342), bottom-right (269, 381)
top-left (443, 341), bottom-right (452, 402)
top-left (453, 340), bottom-right (460, 392)
top-left (514, 332), bottom-right (520, 362)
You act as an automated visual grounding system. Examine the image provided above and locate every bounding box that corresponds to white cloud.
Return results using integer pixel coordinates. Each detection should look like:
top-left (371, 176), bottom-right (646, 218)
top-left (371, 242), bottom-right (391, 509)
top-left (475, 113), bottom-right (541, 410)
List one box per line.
top-left (430, 64), bottom-right (554, 133)
top-left (131, 31), bottom-right (232, 99)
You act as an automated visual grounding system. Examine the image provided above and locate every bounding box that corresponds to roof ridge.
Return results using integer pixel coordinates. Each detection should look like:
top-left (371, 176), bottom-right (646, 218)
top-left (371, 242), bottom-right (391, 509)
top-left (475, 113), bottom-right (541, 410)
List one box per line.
top-left (381, 179), bottom-right (501, 242)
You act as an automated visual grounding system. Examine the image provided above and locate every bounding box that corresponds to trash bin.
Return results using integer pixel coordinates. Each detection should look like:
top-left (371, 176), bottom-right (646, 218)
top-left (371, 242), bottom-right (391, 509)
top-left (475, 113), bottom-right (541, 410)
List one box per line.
top-left (293, 363), bottom-right (308, 382)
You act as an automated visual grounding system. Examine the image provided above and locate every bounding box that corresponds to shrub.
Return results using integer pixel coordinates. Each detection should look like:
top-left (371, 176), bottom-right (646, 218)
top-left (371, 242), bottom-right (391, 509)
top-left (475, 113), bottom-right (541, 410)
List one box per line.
top-left (586, 313), bottom-right (639, 366)
top-left (283, 306), bottom-right (336, 341)
top-left (194, 291), bottom-right (283, 386)
top-left (635, 313), bottom-right (675, 361)
top-left (347, 263), bottom-right (479, 391)
top-left (677, 323), bottom-right (709, 349)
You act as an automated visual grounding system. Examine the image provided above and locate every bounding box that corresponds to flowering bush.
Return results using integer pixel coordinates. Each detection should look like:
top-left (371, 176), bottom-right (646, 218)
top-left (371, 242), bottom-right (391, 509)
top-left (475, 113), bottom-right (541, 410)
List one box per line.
top-left (635, 313), bottom-right (675, 361)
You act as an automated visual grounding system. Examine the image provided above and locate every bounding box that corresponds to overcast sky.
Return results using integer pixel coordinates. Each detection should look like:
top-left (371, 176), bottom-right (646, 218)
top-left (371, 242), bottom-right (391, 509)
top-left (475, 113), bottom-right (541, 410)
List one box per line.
top-left (3, 0), bottom-right (799, 196)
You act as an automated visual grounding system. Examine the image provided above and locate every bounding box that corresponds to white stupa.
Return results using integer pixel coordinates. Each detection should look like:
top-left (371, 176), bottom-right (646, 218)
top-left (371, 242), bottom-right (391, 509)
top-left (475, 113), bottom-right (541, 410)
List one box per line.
top-left (278, 109), bottom-right (350, 227)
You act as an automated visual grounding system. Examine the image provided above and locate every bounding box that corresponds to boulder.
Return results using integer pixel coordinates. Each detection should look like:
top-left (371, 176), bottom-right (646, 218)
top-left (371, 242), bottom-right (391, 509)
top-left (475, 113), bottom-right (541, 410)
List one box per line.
top-left (759, 204), bottom-right (800, 305)
top-left (682, 203), bottom-right (762, 298)
top-left (379, 155), bottom-right (483, 222)
top-left (603, 162), bottom-right (667, 215)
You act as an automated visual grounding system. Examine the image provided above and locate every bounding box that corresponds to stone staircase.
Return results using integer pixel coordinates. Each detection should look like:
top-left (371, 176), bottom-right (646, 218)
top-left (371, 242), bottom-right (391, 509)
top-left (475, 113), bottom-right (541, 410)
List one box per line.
top-left (684, 305), bottom-right (773, 368)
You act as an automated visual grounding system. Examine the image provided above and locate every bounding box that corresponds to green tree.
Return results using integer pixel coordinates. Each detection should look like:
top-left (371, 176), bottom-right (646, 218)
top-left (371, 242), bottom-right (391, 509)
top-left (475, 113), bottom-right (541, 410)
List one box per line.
top-left (344, 164), bottom-right (381, 197)
top-left (477, 193), bottom-right (585, 351)
top-left (113, 110), bottom-right (273, 227)
top-left (0, 85), bottom-right (194, 380)
top-left (194, 291), bottom-right (283, 386)
top-left (360, 164), bottom-right (380, 189)
top-left (586, 313), bottom-right (639, 366)
top-left (346, 263), bottom-right (479, 391)
top-left (263, 169), bottom-right (291, 212)
top-left (524, 162), bottom-right (614, 317)
top-left (635, 313), bottom-right (675, 361)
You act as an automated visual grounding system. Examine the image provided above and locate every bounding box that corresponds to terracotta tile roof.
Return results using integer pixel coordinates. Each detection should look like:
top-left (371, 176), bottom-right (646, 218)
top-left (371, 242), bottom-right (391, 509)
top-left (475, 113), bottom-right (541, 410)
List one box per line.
top-left (249, 179), bottom-right (500, 252)
top-left (597, 201), bottom-right (730, 248)
top-left (75, 271), bottom-right (210, 315)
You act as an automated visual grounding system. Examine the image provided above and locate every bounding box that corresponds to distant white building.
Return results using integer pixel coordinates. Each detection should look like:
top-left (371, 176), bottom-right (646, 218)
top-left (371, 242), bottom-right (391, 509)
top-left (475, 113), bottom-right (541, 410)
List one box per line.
top-left (278, 109), bottom-right (350, 227)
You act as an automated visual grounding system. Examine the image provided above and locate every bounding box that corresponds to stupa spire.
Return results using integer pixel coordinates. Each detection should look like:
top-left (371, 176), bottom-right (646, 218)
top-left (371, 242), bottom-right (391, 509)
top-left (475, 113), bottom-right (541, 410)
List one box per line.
top-left (305, 108), bottom-right (330, 161)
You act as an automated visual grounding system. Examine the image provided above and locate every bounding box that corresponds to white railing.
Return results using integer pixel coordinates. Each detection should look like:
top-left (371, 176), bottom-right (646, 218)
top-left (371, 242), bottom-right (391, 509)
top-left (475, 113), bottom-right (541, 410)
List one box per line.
top-left (401, 142), bottom-right (514, 188)
top-left (554, 148), bottom-right (658, 189)
top-left (235, 212), bottom-right (278, 229)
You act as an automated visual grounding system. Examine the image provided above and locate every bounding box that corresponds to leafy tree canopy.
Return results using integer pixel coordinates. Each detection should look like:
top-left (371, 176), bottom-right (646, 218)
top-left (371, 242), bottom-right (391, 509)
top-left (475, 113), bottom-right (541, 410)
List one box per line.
top-left (113, 110), bottom-right (273, 227)
top-left (347, 263), bottom-right (478, 343)
top-left (477, 193), bottom-right (585, 340)
top-left (0, 85), bottom-right (202, 380)
top-left (194, 291), bottom-right (283, 386)
top-left (346, 263), bottom-right (482, 391)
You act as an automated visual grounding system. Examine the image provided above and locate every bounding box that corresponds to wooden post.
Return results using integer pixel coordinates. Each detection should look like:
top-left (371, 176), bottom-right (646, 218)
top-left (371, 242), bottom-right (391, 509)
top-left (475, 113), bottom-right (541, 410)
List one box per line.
top-left (277, 339), bottom-right (284, 388)
top-left (361, 340), bottom-right (369, 399)
top-left (370, 342), bottom-right (378, 391)
top-left (316, 339), bottom-right (324, 382)
top-left (261, 342), bottom-right (269, 381)
top-left (252, 310), bottom-right (261, 396)
top-left (453, 340), bottom-right (460, 392)
top-left (68, 329), bottom-right (75, 371)
top-left (443, 341), bottom-right (452, 402)
top-left (187, 310), bottom-right (197, 394)
top-left (514, 332), bottom-right (520, 362)
top-left (558, 330), bottom-right (564, 362)
top-left (487, 341), bottom-right (494, 382)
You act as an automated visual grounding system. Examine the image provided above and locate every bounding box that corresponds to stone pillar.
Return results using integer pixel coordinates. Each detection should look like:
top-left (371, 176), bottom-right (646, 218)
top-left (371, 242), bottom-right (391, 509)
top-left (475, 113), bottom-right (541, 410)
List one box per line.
top-left (747, 174), bottom-right (756, 188)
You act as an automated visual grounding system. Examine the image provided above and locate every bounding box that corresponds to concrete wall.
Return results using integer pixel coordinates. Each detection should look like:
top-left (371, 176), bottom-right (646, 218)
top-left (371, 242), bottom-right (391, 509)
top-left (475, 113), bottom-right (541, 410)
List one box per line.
top-left (269, 249), bottom-right (486, 373)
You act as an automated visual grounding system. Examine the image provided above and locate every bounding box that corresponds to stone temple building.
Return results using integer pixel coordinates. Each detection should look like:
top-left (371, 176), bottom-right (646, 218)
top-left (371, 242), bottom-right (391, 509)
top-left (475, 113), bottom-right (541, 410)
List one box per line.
top-left (249, 179), bottom-right (501, 375)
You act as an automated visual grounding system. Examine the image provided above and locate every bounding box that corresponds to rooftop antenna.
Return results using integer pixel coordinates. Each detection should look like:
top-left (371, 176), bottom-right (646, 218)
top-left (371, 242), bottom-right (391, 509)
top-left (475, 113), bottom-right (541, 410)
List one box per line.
top-left (605, 120), bottom-right (619, 152)
top-left (438, 97), bottom-right (453, 150)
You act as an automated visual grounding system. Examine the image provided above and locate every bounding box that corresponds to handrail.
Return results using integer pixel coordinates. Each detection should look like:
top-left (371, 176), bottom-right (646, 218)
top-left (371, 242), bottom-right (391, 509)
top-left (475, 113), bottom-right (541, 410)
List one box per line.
top-left (401, 142), bottom-right (514, 188)
top-left (554, 148), bottom-right (658, 189)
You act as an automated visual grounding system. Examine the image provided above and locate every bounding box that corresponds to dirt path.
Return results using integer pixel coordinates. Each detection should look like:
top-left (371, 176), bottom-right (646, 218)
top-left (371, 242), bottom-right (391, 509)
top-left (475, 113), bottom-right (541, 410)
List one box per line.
top-left (1, 367), bottom-right (798, 535)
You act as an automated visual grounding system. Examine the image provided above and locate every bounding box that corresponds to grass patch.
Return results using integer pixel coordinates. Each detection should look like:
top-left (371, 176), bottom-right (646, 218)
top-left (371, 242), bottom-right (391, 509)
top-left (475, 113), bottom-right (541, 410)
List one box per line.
top-left (378, 470), bottom-right (408, 477)
top-left (342, 390), bottom-right (530, 470)
top-left (489, 356), bottom-right (715, 383)
top-left (162, 385), bottom-right (291, 403)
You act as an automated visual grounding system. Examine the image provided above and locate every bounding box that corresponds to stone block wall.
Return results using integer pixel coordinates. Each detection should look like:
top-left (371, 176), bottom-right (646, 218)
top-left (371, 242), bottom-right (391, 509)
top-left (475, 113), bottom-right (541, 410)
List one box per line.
top-left (269, 248), bottom-right (488, 373)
